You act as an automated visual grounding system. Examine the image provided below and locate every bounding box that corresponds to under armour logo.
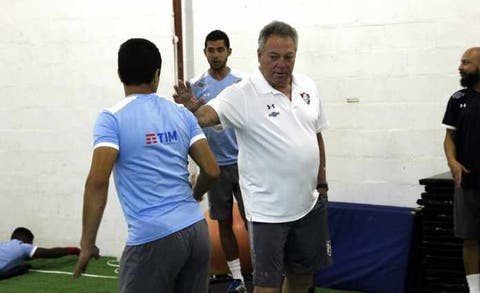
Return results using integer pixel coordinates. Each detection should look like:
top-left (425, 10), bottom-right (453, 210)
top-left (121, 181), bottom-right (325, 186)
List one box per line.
top-left (267, 104), bottom-right (275, 110)
top-left (460, 103), bottom-right (467, 108)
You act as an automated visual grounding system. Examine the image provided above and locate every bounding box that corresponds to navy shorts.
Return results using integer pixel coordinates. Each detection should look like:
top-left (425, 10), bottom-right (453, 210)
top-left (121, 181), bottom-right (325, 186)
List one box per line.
top-left (207, 164), bottom-right (246, 221)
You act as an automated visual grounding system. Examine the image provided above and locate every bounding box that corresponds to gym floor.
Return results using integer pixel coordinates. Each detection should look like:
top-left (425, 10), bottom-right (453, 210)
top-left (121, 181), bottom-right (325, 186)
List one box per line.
top-left (0, 257), bottom-right (361, 293)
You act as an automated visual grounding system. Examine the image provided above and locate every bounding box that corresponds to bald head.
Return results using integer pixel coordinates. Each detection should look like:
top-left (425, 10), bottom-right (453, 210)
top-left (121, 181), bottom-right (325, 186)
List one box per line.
top-left (465, 47), bottom-right (480, 60)
top-left (459, 47), bottom-right (480, 88)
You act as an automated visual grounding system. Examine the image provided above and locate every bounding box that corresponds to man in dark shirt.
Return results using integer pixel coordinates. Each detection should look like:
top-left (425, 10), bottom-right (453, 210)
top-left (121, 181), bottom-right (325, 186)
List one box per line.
top-left (442, 47), bottom-right (480, 292)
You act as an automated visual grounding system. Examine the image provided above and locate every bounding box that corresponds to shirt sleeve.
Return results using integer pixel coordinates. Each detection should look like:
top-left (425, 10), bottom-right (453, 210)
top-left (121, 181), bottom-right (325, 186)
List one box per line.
top-left (442, 97), bottom-right (458, 130)
top-left (28, 246), bottom-right (37, 258)
top-left (315, 85), bottom-right (329, 132)
top-left (93, 111), bottom-right (120, 150)
top-left (207, 86), bottom-right (247, 130)
top-left (19, 243), bottom-right (37, 258)
top-left (185, 109), bottom-right (206, 146)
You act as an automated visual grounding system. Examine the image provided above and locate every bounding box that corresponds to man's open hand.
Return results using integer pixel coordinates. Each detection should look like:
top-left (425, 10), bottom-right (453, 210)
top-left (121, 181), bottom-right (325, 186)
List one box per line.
top-left (173, 80), bottom-right (205, 112)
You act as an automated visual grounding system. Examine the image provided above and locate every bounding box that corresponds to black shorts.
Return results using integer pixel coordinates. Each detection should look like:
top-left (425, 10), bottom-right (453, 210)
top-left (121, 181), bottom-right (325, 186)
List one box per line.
top-left (207, 164), bottom-right (245, 221)
top-left (454, 187), bottom-right (480, 239)
top-left (248, 195), bottom-right (333, 287)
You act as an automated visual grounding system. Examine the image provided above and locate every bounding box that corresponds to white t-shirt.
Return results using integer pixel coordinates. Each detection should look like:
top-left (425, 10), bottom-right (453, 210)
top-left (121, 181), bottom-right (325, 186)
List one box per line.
top-left (208, 67), bottom-right (329, 222)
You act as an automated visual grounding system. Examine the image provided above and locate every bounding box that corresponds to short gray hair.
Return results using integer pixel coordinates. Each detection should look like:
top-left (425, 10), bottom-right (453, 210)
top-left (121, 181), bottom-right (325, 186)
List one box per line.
top-left (258, 21), bottom-right (298, 51)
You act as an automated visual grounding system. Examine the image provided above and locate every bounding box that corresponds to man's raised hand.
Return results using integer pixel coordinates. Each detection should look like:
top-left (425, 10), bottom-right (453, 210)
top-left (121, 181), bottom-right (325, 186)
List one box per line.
top-left (173, 80), bottom-right (205, 112)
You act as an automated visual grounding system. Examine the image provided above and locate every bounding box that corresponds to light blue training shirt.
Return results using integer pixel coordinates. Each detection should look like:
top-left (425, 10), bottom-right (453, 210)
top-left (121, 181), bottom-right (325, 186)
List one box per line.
top-left (0, 239), bottom-right (36, 272)
top-left (93, 93), bottom-right (206, 246)
top-left (190, 70), bottom-right (243, 166)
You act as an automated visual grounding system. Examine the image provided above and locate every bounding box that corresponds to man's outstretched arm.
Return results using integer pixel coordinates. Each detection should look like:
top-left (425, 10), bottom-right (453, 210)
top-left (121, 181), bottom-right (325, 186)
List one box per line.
top-left (173, 80), bottom-right (221, 127)
top-left (33, 247), bottom-right (81, 258)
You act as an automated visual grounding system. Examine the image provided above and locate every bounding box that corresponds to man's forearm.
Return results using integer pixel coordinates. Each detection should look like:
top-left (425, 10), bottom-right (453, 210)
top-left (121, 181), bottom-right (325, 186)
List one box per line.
top-left (80, 181), bottom-right (108, 249)
top-left (194, 105), bottom-right (220, 128)
top-left (317, 132), bottom-right (327, 183)
top-left (192, 171), bottom-right (218, 201)
top-left (34, 247), bottom-right (80, 258)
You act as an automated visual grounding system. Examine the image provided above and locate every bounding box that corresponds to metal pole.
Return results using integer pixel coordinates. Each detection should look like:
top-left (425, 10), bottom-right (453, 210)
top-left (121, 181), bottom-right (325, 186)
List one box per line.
top-left (172, 0), bottom-right (184, 82)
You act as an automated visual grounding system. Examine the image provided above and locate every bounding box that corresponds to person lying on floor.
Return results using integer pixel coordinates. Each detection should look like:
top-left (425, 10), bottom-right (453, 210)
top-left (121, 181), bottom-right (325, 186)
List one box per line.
top-left (0, 227), bottom-right (85, 280)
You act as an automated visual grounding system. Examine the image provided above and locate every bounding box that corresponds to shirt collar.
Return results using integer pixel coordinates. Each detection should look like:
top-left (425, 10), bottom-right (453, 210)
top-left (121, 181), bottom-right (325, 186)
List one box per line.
top-left (252, 67), bottom-right (297, 95)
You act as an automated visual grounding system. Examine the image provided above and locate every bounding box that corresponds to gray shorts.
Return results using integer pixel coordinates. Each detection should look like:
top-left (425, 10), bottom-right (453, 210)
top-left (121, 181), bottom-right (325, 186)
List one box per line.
top-left (119, 220), bottom-right (211, 293)
top-left (248, 195), bottom-right (333, 287)
top-left (208, 164), bottom-right (245, 221)
top-left (454, 187), bottom-right (480, 239)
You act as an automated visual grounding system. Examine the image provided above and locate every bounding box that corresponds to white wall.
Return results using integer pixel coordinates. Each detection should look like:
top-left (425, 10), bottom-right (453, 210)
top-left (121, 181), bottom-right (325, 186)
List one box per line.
top-left (187, 0), bottom-right (480, 207)
top-left (0, 0), bottom-right (478, 257)
top-left (0, 0), bottom-right (176, 257)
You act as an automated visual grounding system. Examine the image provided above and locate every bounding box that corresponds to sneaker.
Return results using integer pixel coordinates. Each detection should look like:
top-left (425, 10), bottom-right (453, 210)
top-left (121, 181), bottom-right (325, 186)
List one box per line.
top-left (226, 279), bottom-right (247, 293)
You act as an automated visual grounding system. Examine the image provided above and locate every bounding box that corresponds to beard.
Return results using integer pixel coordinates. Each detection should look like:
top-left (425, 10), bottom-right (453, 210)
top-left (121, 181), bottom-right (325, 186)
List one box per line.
top-left (460, 69), bottom-right (480, 87)
top-left (209, 59), bottom-right (227, 71)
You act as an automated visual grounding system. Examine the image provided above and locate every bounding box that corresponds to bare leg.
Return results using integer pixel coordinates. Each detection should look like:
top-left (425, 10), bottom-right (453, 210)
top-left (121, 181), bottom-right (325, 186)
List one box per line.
top-left (463, 239), bottom-right (480, 292)
top-left (464, 239), bottom-right (480, 275)
top-left (218, 217), bottom-right (239, 261)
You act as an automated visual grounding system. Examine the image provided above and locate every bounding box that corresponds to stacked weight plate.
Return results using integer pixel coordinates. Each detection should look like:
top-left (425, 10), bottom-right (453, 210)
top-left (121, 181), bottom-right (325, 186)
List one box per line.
top-left (417, 172), bottom-right (468, 292)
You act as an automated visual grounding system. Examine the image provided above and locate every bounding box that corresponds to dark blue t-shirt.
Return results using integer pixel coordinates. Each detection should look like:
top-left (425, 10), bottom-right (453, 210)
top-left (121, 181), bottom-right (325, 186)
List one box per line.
top-left (442, 88), bottom-right (480, 188)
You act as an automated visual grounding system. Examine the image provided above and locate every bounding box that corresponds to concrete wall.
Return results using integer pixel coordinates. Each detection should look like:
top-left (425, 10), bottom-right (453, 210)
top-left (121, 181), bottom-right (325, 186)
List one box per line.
top-left (186, 0), bottom-right (480, 207)
top-left (1, 0), bottom-right (479, 256)
top-left (0, 0), bottom-right (175, 256)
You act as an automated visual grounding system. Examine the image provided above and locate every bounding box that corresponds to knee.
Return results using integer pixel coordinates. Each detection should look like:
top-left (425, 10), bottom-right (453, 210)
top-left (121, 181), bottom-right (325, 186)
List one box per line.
top-left (464, 239), bottom-right (479, 249)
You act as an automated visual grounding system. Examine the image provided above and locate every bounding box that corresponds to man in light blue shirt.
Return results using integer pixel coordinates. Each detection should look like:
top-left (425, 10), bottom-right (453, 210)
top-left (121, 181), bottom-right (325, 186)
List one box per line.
top-left (73, 38), bottom-right (219, 293)
top-left (190, 30), bottom-right (247, 292)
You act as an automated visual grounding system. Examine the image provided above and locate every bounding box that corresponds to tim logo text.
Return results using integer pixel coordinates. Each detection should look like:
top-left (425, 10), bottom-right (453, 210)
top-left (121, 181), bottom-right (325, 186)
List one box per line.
top-left (145, 131), bottom-right (178, 145)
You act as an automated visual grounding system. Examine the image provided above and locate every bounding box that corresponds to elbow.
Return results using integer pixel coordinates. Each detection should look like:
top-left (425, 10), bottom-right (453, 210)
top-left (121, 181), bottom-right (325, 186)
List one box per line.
top-left (201, 163), bottom-right (220, 182)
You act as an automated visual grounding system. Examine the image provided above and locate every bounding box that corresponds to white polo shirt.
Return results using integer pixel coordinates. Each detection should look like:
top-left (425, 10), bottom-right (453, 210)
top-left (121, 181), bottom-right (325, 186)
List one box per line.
top-left (208, 67), bottom-right (329, 223)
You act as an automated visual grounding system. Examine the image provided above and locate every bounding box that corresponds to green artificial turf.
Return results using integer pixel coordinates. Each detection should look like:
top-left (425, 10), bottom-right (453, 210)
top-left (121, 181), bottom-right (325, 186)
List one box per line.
top-left (0, 256), bottom-right (118, 293)
top-left (0, 256), bottom-right (361, 293)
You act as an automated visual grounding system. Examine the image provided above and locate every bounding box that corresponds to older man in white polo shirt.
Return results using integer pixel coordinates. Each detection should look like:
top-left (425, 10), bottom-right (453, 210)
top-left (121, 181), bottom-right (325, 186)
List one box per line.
top-left (174, 21), bottom-right (332, 293)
